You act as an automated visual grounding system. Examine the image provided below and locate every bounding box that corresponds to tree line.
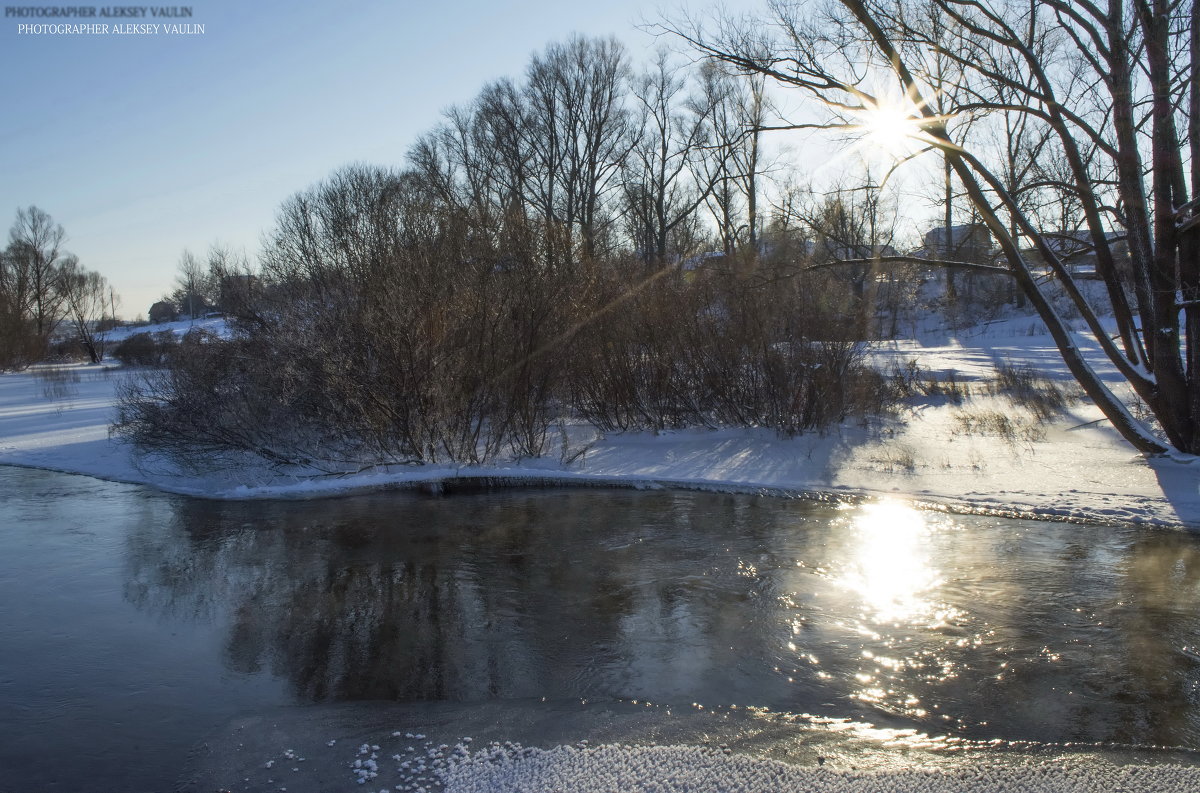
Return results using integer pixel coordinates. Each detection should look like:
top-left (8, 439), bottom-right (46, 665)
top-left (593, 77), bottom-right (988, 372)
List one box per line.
top-left (115, 160), bottom-right (899, 470)
top-left (405, 35), bottom-right (771, 268)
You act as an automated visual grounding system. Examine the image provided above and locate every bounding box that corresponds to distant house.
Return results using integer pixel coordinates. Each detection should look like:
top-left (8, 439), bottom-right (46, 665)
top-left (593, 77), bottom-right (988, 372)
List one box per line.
top-left (1025, 230), bottom-right (1128, 278)
top-left (148, 300), bottom-right (178, 324)
top-left (922, 223), bottom-right (994, 263)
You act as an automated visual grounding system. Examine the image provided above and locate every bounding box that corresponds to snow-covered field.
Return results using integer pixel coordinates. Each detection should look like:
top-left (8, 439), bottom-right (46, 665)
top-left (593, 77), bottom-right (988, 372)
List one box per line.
top-left (99, 315), bottom-right (230, 343)
top-left (3, 314), bottom-right (1199, 528)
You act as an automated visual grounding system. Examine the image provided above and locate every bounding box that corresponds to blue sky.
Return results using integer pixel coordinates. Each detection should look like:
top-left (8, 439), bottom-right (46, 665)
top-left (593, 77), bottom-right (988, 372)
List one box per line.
top-left (2, 0), bottom-right (749, 317)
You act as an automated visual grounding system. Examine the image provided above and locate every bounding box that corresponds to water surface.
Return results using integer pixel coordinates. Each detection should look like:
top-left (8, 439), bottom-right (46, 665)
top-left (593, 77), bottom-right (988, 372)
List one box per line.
top-left (2, 466), bottom-right (1200, 791)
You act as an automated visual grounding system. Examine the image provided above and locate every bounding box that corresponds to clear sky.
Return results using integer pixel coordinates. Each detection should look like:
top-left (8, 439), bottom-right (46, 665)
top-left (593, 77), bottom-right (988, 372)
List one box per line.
top-left (3, 0), bottom-right (776, 318)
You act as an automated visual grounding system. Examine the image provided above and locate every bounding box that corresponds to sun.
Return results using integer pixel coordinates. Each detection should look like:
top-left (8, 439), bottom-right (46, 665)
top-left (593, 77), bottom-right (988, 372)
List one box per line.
top-left (853, 98), bottom-right (925, 157)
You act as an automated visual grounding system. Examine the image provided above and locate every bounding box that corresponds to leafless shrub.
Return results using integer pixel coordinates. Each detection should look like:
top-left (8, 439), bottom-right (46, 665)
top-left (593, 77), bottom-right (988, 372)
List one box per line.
top-left (112, 332), bottom-right (179, 367)
top-left (920, 368), bottom-right (970, 403)
top-left (953, 409), bottom-right (1045, 446)
top-left (988, 361), bottom-right (1078, 422)
top-left (884, 359), bottom-right (970, 403)
top-left (116, 166), bottom-right (580, 469)
top-left (116, 178), bottom-right (903, 471)
top-left (884, 358), bottom-right (924, 398)
top-left (34, 365), bottom-right (80, 401)
top-left (116, 329), bottom-right (373, 471)
top-left (869, 443), bottom-right (917, 473)
top-left (0, 305), bottom-right (40, 371)
top-left (567, 258), bottom-right (899, 435)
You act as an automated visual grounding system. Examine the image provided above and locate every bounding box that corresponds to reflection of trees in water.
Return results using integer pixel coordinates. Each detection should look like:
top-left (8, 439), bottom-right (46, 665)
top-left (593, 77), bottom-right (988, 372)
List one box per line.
top-left (122, 498), bottom-right (253, 623)
top-left (121, 491), bottom-right (803, 704)
top-left (890, 526), bottom-right (1200, 748)
top-left (119, 490), bottom-right (1200, 748)
top-left (1110, 532), bottom-right (1200, 746)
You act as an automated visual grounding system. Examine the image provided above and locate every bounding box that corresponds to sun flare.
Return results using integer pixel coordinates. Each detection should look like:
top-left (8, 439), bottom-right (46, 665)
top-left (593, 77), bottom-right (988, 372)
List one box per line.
top-left (854, 99), bottom-right (925, 157)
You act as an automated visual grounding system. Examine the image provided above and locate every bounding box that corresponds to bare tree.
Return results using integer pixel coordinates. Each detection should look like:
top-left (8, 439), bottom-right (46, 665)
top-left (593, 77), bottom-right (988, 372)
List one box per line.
top-left (623, 50), bottom-right (715, 265)
top-left (410, 36), bottom-right (634, 268)
top-left (7, 206), bottom-right (66, 343)
top-left (205, 243), bottom-right (261, 321)
top-left (523, 35), bottom-right (633, 262)
top-left (173, 249), bottom-right (212, 320)
top-left (800, 176), bottom-right (904, 336)
top-left (693, 63), bottom-right (772, 257)
top-left (59, 257), bottom-right (112, 364)
top-left (0, 242), bottom-right (37, 368)
top-left (118, 36), bottom-right (934, 470)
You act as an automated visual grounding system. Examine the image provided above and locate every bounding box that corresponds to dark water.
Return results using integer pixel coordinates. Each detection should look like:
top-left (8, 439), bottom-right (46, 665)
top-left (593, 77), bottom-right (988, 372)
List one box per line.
top-left (2, 466), bottom-right (1200, 791)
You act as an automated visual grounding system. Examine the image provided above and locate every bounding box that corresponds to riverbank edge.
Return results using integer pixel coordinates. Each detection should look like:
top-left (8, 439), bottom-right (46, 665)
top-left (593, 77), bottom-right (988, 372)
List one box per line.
top-left (4, 456), bottom-right (1192, 531)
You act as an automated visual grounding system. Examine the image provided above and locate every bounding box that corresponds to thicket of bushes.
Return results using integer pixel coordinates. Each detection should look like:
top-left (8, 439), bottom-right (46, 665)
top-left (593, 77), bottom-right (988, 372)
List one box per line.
top-left (112, 331), bottom-right (179, 367)
top-left (114, 166), bottom-right (899, 471)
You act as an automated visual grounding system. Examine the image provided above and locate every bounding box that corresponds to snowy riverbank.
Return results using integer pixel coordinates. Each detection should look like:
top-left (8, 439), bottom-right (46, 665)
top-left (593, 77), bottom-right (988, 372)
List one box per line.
top-left (3, 316), bottom-right (1199, 528)
top-left (185, 700), bottom-right (1200, 793)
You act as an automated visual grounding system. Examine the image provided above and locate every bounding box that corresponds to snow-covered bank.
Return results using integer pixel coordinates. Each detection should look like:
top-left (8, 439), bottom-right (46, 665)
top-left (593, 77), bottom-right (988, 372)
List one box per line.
top-left (3, 319), bottom-right (1200, 527)
top-left (444, 744), bottom-right (1200, 793)
top-left (185, 700), bottom-right (1200, 793)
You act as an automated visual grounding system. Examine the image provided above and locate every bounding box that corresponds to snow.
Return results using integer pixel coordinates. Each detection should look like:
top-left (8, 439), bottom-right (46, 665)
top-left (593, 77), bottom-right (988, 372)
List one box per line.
top-left (2, 315), bottom-right (1199, 528)
top-left (194, 700), bottom-right (1200, 793)
top-left (438, 743), bottom-right (1200, 793)
top-left (99, 315), bottom-right (231, 343)
top-left (237, 727), bottom-right (1200, 793)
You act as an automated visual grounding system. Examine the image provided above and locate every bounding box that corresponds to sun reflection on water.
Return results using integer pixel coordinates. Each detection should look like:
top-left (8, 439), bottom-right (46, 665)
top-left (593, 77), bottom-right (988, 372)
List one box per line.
top-left (841, 500), bottom-right (943, 626)
top-left (825, 501), bottom-right (968, 721)
top-left (771, 500), bottom-right (1016, 726)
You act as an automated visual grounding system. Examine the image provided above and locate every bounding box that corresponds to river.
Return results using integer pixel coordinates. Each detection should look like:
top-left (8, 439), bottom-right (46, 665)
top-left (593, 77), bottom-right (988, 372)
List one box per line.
top-left (2, 466), bottom-right (1200, 791)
